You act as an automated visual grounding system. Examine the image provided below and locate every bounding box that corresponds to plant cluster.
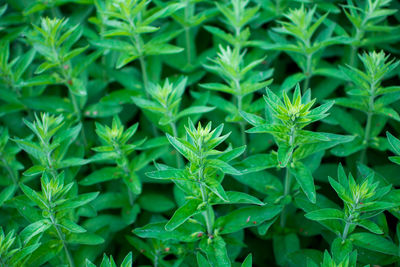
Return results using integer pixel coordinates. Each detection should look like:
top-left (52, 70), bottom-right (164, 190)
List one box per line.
top-left (1, 0), bottom-right (400, 266)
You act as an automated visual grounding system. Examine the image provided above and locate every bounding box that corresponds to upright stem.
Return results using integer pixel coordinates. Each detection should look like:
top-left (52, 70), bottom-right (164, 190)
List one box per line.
top-left (237, 94), bottom-right (247, 155)
top-left (360, 111), bottom-right (372, 164)
top-left (349, 45), bottom-right (358, 67)
top-left (303, 53), bottom-right (312, 91)
top-left (342, 207), bottom-right (355, 240)
top-left (55, 49), bottom-right (88, 147)
top-left (360, 84), bottom-right (375, 164)
top-left (1, 157), bottom-right (17, 185)
top-left (68, 92), bottom-right (88, 148)
top-left (184, 0), bottom-right (193, 65)
top-left (49, 213), bottom-right (74, 267)
top-left (115, 145), bottom-right (134, 205)
top-left (275, 0), bottom-right (281, 14)
top-left (200, 183), bottom-right (213, 235)
top-left (198, 147), bottom-right (213, 234)
top-left (280, 167), bottom-right (292, 227)
top-left (40, 137), bottom-right (74, 267)
top-left (280, 126), bottom-right (295, 228)
top-left (170, 122), bottom-right (184, 168)
top-left (138, 55), bottom-right (149, 95)
top-left (342, 220), bottom-right (351, 240)
top-left (153, 250), bottom-right (159, 267)
top-left (349, 26), bottom-right (364, 67)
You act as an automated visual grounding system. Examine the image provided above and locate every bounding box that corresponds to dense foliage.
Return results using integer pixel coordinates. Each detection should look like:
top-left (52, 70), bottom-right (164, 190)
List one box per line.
top-left (2, 0), bottom-right (400, 266)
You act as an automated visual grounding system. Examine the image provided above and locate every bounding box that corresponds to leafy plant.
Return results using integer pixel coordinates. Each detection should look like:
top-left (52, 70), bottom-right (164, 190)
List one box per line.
top-left (303, 164), bottom-right (398, 260)
top-left (331, 50), bottom-right (400, 163)
top-left (342, 0), bottom-right (399, 67)
top-left (2, 0), bottom-right (400, 266)
top-left (262, 5), bottom-right (345, 90)
top-left (134, 119), bottom-right (279, 266)
top-left (91, 0), bottom-right (183, 89)
top-left (201, 45), bottom-right (272, 149)
top-left (13, 113), bottom-right (101, 266)
top-left (241, 84), bottom-right (353, 228)
top-left (85, 252), bottom-right (132, 267)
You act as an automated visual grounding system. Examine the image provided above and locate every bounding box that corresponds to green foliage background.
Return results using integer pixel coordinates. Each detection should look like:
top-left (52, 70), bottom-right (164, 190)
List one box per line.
top-left (1, 0), bottom-right (400, 266)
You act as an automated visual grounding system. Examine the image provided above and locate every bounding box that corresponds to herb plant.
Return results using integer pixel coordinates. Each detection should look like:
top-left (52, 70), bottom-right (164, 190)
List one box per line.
top-left (1, 0), bottom-right (400, 266)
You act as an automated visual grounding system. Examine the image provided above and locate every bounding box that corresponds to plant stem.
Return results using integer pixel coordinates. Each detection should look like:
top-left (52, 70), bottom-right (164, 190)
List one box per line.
top-left (200, 183), bottom-right (213, 234)
top-left (184, 0), bottom-right (193, 66)
top-left (50, 213), bottom-right (75, 267)
top-left (1, 157), bottom-right (17, 185)
top-left (236, 94), bottom-right (247, 155)
top-left (239, 122), bottom-right (247, 154)
top-left (184, 27), bottom-right (191, 65)
top-left (303, 53), bottom-right (312, 91)
top-left (153, 250), bottom-right (159, 267)
top-left (349, 45), bottom-right (358, 67)
top-left (116, 146), bottom-right (135, 205)
top-left (55, 47), bottom-right (88, 147)
top-left (280, 126), bottom-right (295, 228)
top-left (360, 111), bottom-right (372, 164)
top-left (138, 55), bottom-right (149, 95)
top-left (342, 210), bottom-right (355, 240)
top-left (198, 146), bottom-right (213, 234)
top-left (280, 167), bottom-right (291, 228)
top-left (170, 122), bottom-right (184, 168)
top-left (342, 220), bottom-right (351, 240)
top-left (360, 84), bottom-right (375, 164)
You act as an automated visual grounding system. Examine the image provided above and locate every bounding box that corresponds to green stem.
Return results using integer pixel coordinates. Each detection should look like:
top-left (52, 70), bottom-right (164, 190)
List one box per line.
top-left (360, 84), bottom-right (375, 164)
top-left (342, 208), bottom-right (355, 240)
top-left (55, 49), bottom-right (88, 147)
top-left (1, 157), bottom-right (17, 185)
top-left (132, 35), bottom-right (159, 137)
top-left (280, 167), bottom-right (292, 227)
top-left (170, 122), bottom-right (184, 168)
top-left (239, 122), bottom-right (247, 154)
top-left (237, 95), bottom-right (247, 155)
top-left (349, 25), bottom-right (364, 67)
top-left (116, 146), bottom-right (134, 206)
top-left (200, 183), bottom-right (213, 234)
top-left (342, 220), bottom-right (351, 240)
top-left (360, 111), bottom-right (372, 164)
top-left (69, 87), bottom-right (88, 147)
top-left (198, 146), bottom-right (213, 234)
top-left (303, 53), bottom-right (312, 91)
top-left (50, 213), bottom-right (75, 267)
top-left (280, 126), bottom-right (295, 228)
top-left (42, 140), bottom-right (58, 179)
top-left (138, 55), bottom-right (149, 95)
top-left (153, 250), bottom-right (159, 267)
top-left (349, 45), bottom-right (358, 67)
top-left (184, 27), bottom-right (192, 65)
top-left (275, 0), bottom-right (281, 14)
top-left (184, 0), bottom-right (192, 65)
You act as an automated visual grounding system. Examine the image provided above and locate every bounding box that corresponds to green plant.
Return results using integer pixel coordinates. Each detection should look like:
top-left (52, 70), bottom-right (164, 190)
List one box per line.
top-left (201, 45), bottom-right (272, 149)
top-left (240, 84), bottom-right (353, 228)
top-left (0, 226), bottom-right (41, 267)
top-left (262, 5), bottom-right (345, 91)
top-left (331, 50), bottom-right (400, 163)
top-left (91, 0), bottom-right (183, 90)
top-left (303, 164), bottom-right (398, 261)
top-left (2, 0), bottom-right (400, 266)
top-left (134, 119), bottom-right (279, 266)
top-left (13, 113), bottom-right (101, 266)
top-left (342, 0), bottom-right (399, 67)
top-left (85, 252), bottom-right (132, 267)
